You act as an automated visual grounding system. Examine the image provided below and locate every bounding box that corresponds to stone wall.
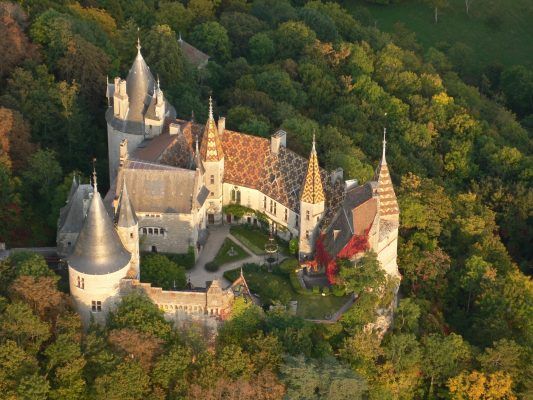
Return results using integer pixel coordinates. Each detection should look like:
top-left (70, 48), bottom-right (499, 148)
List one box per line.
top-left (138, 213), bottom-right (194, 254)
top-left (107, 124), bottom-right (145, 183)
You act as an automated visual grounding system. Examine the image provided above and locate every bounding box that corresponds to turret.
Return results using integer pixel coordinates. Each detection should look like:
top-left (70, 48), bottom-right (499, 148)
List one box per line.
top-left (299, 135), bottom-right (325, 259)
top-left (67, 170), bottom-right (132, 326)
top-left (200, 97), bottom-right (225, 224)
top-left (115, 180), bottom-right (140, 279)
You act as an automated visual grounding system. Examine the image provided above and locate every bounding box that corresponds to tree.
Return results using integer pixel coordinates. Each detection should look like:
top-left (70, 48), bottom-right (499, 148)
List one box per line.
top-left (108, 328), bottom-right (163, 370)
top-left (9, 275), bottom-right (64, 321)
top-left (140, 253), bottom-right (186, 290)
top-left (0, 108), bottom-right (37, 172)
top-left (190, 21), bottom-right (231, 62)
top-left (220, 12), bottom-right (266, 56)
top-left (93, 360), bottom-right (150, 400)
top-left (0, 301), bottom-right (51, 355)
top-left (338, 252), bottom-right (386, 295)
top-left (188, 0), bottom-right (220, 24)
top-left (448, 370), bottom-right (516, 400)
top-left (0, 340), bottom-right (40, 398)
top-left (500, 65), bottom-right (533, 117)
top-left (422, 333), bottom-right (471, 396)
top-left (424, 0), bottom-right (450, 23)
top-left (156, 1), bottom-right (193, 35)
top-left (274, 21), bottom-right (316, 60)
top-left (151, 345), bottom-right (192, 398)
top-left (108, 292), bottom-right (172, 340)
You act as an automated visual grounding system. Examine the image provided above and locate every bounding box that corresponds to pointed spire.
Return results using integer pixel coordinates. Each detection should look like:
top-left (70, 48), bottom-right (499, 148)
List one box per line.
top-left (381, 127), bottom-right (387, 166)
top-left (66, 173), bottom-right (79, 203)
top-left (375, 128), bottom-right (399, 220)
top-left (300, 137), bottom-right (325, 204)
top-left (199, 97), bottom-right (224, 162)
top-left (178, 32), bottom-right (182, 42)
top-left (136, 28), bottom-right (141, 54)
top-left (117, 180), bottom-right (138, 228)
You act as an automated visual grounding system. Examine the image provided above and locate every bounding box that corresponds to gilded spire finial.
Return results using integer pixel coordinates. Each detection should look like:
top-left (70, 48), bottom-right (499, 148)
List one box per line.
top-left (381, 127), bottom-right (387, 165)
top-left (312, 132), bottom-right (316, 153)
top-left (195, 134), bottom-right (199, 154)
top-left (208, 96), bottom-right (213, 120)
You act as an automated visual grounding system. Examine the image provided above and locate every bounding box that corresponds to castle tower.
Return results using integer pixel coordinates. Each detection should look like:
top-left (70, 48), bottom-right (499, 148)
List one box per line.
top-left (375, 129), bottom-right (400, 278)
top-left (115, 180), bottom-right (140, 279)
top-left (105, 38), bottom-right (175, 184)
top-left (67, 171), bottom-right (132, 326)
top-left (200, 97), bottom-right (225, 224)
top-left (299, 136), bottom-right (325, 259)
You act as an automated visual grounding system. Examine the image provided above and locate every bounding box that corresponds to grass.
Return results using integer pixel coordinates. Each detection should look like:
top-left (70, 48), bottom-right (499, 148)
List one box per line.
top-left (212, 238), bottom-right (249, 265)
top-left (224, 264), bottom-right (350, 319)
top-left (345, 0), bottom-right (533, 69)
top-left (230, 224), bottom-right (289, 255)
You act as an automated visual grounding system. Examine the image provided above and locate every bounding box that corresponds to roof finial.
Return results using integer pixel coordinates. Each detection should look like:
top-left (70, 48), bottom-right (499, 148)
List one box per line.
top-left (179, 31), bottom-right (182, 41)
top-left (382, 112), bottom-right (388, 165)
top-left (195, 134), bottom-right (199, 154)
top-left (208, 96), bottom-right (213, 120)
top-left (136, 28), bottom-right (141, 54)
top-left (191, 110), bottom-right (195, 123)
top-left (157, 74), bottom-right (160, 90)
top-left (311, 132), bottom-right (316, 153)
top-left (92, 157), bottom-right (98, 192)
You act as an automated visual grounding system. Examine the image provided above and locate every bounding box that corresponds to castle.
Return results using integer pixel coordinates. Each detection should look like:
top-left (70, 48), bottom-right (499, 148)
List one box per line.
top-left (57, 41), bottom-right (400, 327)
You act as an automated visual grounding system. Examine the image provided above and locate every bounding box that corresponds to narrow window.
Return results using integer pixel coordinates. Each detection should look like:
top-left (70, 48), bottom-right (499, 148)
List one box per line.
top-left (130, 232), bottom-right (134, 238)
top-left (96, 301), bottom-right (102, 312)
top-left (317, 216), bottom-right (320, 222)
top-left (274, 202), bottom-right (277, 215)
top-left (77, 276), bottom-right (80, 288)
top-left (68, 242), bottom-right (71, 247)
top-left (236, 190), bottom-right (241, 204)
top-left (148, 228), bottom-right (153, 235)
top-left (231, 189), bottom-right (236, 202)
top-left (295, 215), bottom-right (299, 228)
top-left (284, 208), bottom-right (288, 222)
top-left (306, 231), bottom-right (310, 239)
top-left (270, 200), bottom-right (273, 213)
top-left (81, 278), bottom-right (85, 290)
top-left (210, 175), bottom-right (214, 184)
top-left (306, 211), bottom-right (310, 221)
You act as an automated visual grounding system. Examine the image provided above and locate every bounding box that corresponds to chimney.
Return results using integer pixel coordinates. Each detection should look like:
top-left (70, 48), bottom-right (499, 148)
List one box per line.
top-left (169, 123), bottom-right (181, 136)
top-left (270, 129), bottom-right (287, 155)
top-left (217, 116), bottom-right (226, 137)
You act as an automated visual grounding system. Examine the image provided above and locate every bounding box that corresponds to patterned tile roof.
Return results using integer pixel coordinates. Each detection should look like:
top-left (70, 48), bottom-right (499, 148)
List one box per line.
top-left (376, 135), bottom-right (399, 218)
top-left (199, 98), bottom-right (224, 162)
top-left (154, 119), bottom-right (344, 214)
top-left (300, 140), bottom-right (325, 204)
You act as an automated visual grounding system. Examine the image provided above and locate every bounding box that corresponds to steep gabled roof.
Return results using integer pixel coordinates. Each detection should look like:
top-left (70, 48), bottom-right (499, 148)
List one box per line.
top-left (58, 184), bottom-right (93, 233)
top-left (68, 190), bottom-right (131, 275)
top-left (300, 138), bottom-right (325, 204)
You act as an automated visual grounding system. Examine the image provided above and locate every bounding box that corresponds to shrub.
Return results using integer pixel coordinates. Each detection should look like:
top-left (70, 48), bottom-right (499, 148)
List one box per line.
top-left (279, 258), bottom-right (299, 274)
top-left (312, 286), bottom-right (320, 294)
top-left (322, 287), bottom-right (330, 296)
top-left (332, 285), bottom-right (346, 297)
top-left (205, 261), bottom-right (220, 272)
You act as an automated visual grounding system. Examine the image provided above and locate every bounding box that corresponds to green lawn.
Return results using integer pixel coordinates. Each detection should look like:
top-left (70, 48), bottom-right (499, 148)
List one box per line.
top-left (230, 225), bottom-right (289, 255)
top-left (213, 238), bottom-right (249, 265)
top-left (345, 0), bottom-right (533, 69)
top-left (224, 264), bottom-right (350, 319)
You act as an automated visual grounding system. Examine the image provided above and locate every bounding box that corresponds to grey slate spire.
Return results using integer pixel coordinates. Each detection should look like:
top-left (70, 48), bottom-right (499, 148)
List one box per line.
top-left (125, 38), bottom-right (155, 125)
top-left (116, 180), bottom-right (138, 228)
top-left (68, 190), bottom-right (131, 275)
top-left (66, 174), bottom-right (79, 204)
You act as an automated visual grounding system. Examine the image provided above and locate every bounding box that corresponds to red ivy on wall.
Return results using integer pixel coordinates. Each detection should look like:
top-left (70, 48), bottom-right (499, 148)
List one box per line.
top-left (315, 230), bottom-right (369, 284)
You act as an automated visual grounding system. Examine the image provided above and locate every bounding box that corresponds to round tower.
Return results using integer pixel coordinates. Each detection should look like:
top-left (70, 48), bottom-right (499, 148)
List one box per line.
top-left (115, 180), bottom-right (140, 279)
top-left (67, 175), bottom-right (132, 326)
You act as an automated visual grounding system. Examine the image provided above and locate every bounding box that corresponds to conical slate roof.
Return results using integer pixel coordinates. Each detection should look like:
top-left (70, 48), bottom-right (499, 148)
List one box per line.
top-left (300, 137), bottom-right (325, 204)
top-left (116, 181), bottom-right (138, 228)
top-left (126, 43), bottom-right (155, 124)
top-left (68, 190), bottom-right (131, 275)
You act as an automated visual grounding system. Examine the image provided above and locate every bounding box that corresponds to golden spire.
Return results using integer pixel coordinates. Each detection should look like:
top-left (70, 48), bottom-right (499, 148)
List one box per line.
top-left (300, 134), bottom-right (325, 204)
top-left (376, 127), bottom-right (399, 219)
top-left (200, 96), bottom-right (224, 161)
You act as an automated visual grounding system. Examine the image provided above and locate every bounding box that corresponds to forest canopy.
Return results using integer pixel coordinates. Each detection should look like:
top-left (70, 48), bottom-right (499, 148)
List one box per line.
top-left (0, 0), bottom-right (531, 399)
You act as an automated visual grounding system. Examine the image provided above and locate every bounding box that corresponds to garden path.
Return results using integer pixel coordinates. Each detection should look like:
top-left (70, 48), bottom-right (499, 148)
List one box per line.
top-left (188, 225), bottom-right (263, 287)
